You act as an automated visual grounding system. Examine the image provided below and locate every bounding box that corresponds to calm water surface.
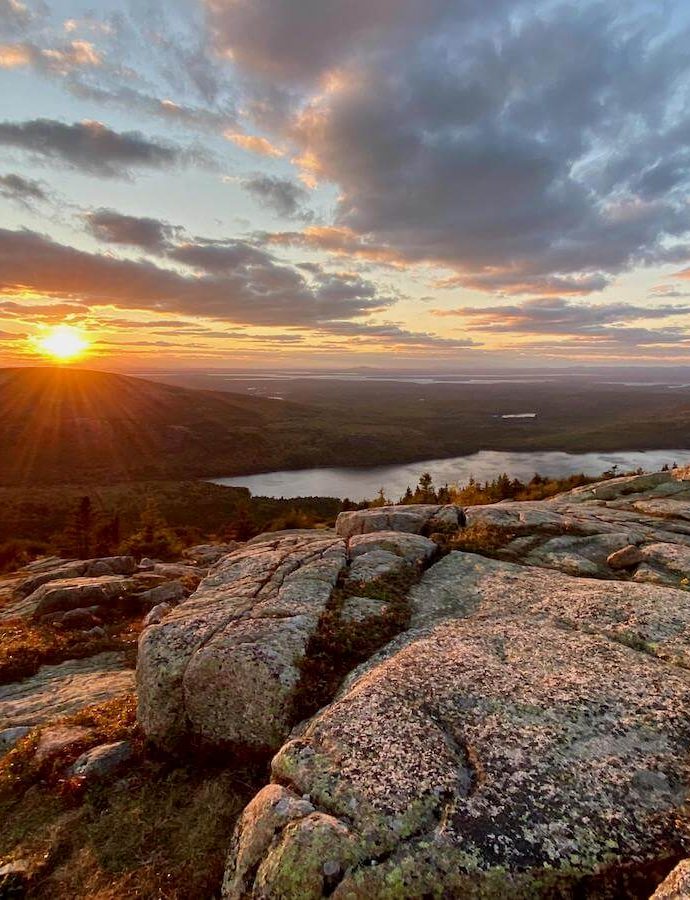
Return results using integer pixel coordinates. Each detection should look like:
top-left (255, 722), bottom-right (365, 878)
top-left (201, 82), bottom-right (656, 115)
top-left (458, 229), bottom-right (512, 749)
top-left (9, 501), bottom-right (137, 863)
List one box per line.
top-left (209, 449), bottom-right (690, 501)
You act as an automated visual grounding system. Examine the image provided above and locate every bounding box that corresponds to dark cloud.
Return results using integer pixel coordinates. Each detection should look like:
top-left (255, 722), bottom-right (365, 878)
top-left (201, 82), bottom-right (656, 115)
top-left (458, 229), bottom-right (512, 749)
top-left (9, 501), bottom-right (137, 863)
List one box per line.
top-left (0, 118), bottom-right (193, 177)
top-left (0, 227), bottom-right (392, 326)
top-left (85, 209), bottom-right (179, 251)
top-left (168, 239), bottom-right (276, 273)
top-left (434, 297), bottom-right (690, 346)
top-left (208, 0), bottom-right (690, 293)
top-left (242, 174), bottom-right (312, 220)
top-left (317, 320), bottom-right (480, 350)
top-left (0, 172), bottom-right (47, 204)
top-left (0, 299), bottom-right (87, 319)
top-left (205, 0), bottom-right (456, 83)
top-left (68, 83), bottom-right (237, 134)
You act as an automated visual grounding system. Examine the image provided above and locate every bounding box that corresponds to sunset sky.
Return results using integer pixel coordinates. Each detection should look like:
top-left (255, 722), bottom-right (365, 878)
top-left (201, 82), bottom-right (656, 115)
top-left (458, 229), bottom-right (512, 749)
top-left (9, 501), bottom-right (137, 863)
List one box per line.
top-left (1, 0), bottom-right (690, 368)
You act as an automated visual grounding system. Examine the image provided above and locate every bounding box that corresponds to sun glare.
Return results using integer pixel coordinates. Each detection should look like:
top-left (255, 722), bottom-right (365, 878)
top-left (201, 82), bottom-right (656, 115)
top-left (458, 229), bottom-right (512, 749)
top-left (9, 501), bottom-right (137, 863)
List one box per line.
top-left (37, 325), bottom-right (89, 362)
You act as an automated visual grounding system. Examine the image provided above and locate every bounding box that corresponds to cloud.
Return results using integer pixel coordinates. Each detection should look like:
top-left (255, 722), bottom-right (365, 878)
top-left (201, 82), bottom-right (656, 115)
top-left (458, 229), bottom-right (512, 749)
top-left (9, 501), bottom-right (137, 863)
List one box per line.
top-left (0, 172), bottom-right (47, 204)
top-left (433, 297), bottom-right (690, 346)
top-left (0, 0), bottom-right (33, 37)
top-left (0, 118), bottom-right (194, 177)
top-left (242, 174), bottom-right (312, 220)
top-left (225, 132), bottom-right (284, 157)
top-left (206, 0), bottom-right (690, 294)
top-left (0, 226), bottom-right (393, 326)
top-left (0, 39), bottom-right (101, 72)
top-left (261, 226), bottom-right (405, 268)
top-left (85, 209), bottom-right (179, 251)
top-left (316, 319), bottom-right (480, 350)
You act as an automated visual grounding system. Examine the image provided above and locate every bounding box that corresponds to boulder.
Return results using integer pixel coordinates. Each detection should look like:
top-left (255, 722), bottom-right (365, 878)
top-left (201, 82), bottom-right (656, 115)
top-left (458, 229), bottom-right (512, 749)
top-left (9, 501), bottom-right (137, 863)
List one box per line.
top-left (346, 550), bottom-right (407, 585)
top-left (641, 543), bottom-right (690, 580)
top-left (17, 556), bottom-right (135, 597)
top-left (348, 531), bottom-right (437, 564)
top-left (136, 580), bottom-right (187, 609)
top-left (336, 505), bottom-right (462, 539)
top-left (137, 534), bottom-right (347, 751)
top-left (224, 547), bottom-right (690, 898)
top-left (226, 618), bottom-right (690, 898)
top-left (68, 740), bottom-right (133, 781)
top-left (26, 576), bottom-right (136, 619)
top-left (652, 860), bottom-right (690, 899)
top-left (143, 602), bottom-right (172, 627)
top-left (607, 544), bottom-right (644, 569)
top-left (59, 607), bottom-right (102, 629)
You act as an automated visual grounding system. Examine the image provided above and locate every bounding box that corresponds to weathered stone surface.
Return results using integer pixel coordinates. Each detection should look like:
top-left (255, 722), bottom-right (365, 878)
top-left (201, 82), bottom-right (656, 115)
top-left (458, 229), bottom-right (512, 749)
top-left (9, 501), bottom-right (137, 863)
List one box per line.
top-left (59, 607), bottom-right (102, 629)
top-left (641, 543), bottom-right (690, 580)
top-left (143, 602), bottom-right (172, 627)
top-left (136, 580), bottom-right (187, 608)
top-left (0, 653), bottom-right (134, 727)
top-left (652, 859), bottom-right (690, 899)
top-left (183, 543), bottom-right (241, 566)
top-left (68, 740), bottom-right (132, 780)
top-left (408, 552), bottom-right (690, 665)
top-left (607, 544), bottom-right (644, 569)
top-left (348, 531), bottom-right (437, 564)
top-left (17, 556), bottom-right (136, 597)
top-left (336, 505), bottom-right (461, 539)
top-left (25, 575), bottom-right (136, 620)
top-left (152, 562), bottom-right (205, 580)
top-left (137, 534), bottom-right (347, 751)
top-left (0, 725), bottom-right (31, 756)
top-left (248, 529), bottom-right (336, 546)
top-left (346, 549), bottom-right (407, 585)
top-left (34, 725), bottom-right (94, 761)
top-left (222, 784), bottom-right (316, 899)
top-left (228, 618), bottom-right (690, 898)
top-left (633, 499), bottom-right (690, 521)
top-left (522, 532), bottom-right (632, 576)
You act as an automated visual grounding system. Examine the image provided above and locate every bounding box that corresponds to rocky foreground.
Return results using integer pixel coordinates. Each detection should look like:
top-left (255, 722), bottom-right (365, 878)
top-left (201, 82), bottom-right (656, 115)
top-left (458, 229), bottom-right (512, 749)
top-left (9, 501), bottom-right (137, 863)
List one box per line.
top-left (6, 471), bottom-right (690, 896)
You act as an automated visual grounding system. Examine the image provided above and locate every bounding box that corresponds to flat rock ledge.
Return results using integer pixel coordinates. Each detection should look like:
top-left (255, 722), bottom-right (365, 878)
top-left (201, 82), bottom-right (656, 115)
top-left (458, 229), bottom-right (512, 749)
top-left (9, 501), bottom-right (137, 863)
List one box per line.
top-left (0, 652), bottom-right (135, 728)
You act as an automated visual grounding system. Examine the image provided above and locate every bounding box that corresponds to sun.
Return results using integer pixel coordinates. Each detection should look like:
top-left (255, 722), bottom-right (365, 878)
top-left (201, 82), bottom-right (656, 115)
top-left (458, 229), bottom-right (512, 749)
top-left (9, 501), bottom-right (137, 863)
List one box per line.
top-left (37, 325), bottom-right (90, 363)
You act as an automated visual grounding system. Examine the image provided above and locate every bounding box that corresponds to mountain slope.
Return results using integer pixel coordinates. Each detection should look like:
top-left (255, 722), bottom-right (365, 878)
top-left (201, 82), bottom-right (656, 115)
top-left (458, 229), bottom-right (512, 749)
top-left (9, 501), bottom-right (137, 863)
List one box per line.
top-left (0, 367), bottom-right (330, 485)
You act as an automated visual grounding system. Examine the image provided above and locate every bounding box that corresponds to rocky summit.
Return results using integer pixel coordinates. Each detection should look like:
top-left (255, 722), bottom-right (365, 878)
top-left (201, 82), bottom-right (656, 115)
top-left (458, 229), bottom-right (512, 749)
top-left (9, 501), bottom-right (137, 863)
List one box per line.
top-left (8, 471), bottom-right (690, 897)
top-left (131, 470), bottom-right (690, 898)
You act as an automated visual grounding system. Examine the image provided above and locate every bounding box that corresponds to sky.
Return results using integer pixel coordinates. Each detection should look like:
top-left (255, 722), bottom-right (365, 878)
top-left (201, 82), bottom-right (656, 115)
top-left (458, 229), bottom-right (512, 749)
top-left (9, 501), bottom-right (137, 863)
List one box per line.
top-left (1, 0), bottom-right (690, 370)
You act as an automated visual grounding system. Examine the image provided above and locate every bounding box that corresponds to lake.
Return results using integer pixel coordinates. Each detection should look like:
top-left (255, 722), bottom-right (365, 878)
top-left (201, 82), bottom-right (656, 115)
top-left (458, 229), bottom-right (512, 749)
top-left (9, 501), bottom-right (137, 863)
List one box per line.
top-left (209, 448), bottom-right (690, 501)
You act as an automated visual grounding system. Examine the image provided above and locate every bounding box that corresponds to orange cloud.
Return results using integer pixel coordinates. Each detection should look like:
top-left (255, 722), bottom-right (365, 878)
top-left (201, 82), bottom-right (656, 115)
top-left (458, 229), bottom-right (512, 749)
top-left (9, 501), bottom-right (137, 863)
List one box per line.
top-left (0, 43), bottom-right (31, 68)
top-left (264, 226), bottom-right (407, 268)
top-left (0, 40), bottom-right (102, 72)
top-left (224, 131), bottom-right (284, 158)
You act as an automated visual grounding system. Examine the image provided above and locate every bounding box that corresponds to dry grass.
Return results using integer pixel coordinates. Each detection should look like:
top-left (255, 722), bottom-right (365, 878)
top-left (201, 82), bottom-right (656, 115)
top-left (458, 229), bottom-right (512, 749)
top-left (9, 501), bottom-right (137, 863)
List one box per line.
top-left (0, 618), bottom-right (140, 685)
top-left (0, 695), bottom-right (259, 899)
top-left (445, 521), bottom-right (517, 556)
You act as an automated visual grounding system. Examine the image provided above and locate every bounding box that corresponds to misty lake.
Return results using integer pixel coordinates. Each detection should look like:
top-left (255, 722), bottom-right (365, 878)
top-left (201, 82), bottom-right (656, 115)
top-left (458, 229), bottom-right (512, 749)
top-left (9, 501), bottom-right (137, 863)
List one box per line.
top-left (209, 449), bottom-right (690, 502)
